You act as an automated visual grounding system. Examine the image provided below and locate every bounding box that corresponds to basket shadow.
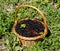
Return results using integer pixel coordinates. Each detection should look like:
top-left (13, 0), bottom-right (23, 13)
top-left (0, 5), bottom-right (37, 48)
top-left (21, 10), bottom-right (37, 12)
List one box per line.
top-left (46, 29), bottom-right (51, 37)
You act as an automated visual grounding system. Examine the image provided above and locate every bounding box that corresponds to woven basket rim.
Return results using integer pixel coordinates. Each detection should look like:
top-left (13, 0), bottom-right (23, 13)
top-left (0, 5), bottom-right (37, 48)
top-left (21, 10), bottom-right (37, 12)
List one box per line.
top-left (13, 18), bottom-right (47, 40)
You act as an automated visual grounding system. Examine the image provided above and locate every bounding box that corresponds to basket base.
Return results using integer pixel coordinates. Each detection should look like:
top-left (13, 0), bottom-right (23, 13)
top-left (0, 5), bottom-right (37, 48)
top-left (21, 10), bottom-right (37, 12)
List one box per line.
top-left (19, 39), bottom-right (36, 46)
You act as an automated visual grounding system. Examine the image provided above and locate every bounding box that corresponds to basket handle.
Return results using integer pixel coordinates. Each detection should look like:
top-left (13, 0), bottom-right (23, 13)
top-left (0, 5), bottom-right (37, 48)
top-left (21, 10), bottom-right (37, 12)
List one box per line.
top-left (14, 5), bottom-right (46, 25)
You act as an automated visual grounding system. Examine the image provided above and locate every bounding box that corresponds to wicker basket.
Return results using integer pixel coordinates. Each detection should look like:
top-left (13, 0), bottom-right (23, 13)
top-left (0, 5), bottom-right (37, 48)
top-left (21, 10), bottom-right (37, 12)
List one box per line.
top-left (13, 5), bottom-right (48, 46)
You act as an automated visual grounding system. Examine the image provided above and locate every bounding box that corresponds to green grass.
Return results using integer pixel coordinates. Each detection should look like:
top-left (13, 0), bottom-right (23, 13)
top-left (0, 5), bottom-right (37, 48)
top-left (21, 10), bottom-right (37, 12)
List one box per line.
top-left (0, 0), bottom-right (60, 51)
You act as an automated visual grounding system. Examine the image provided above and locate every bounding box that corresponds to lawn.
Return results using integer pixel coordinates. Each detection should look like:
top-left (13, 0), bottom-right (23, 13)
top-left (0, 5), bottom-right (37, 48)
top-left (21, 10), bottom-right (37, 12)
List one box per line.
top-left (0, 0), bottom-right (60, 51)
